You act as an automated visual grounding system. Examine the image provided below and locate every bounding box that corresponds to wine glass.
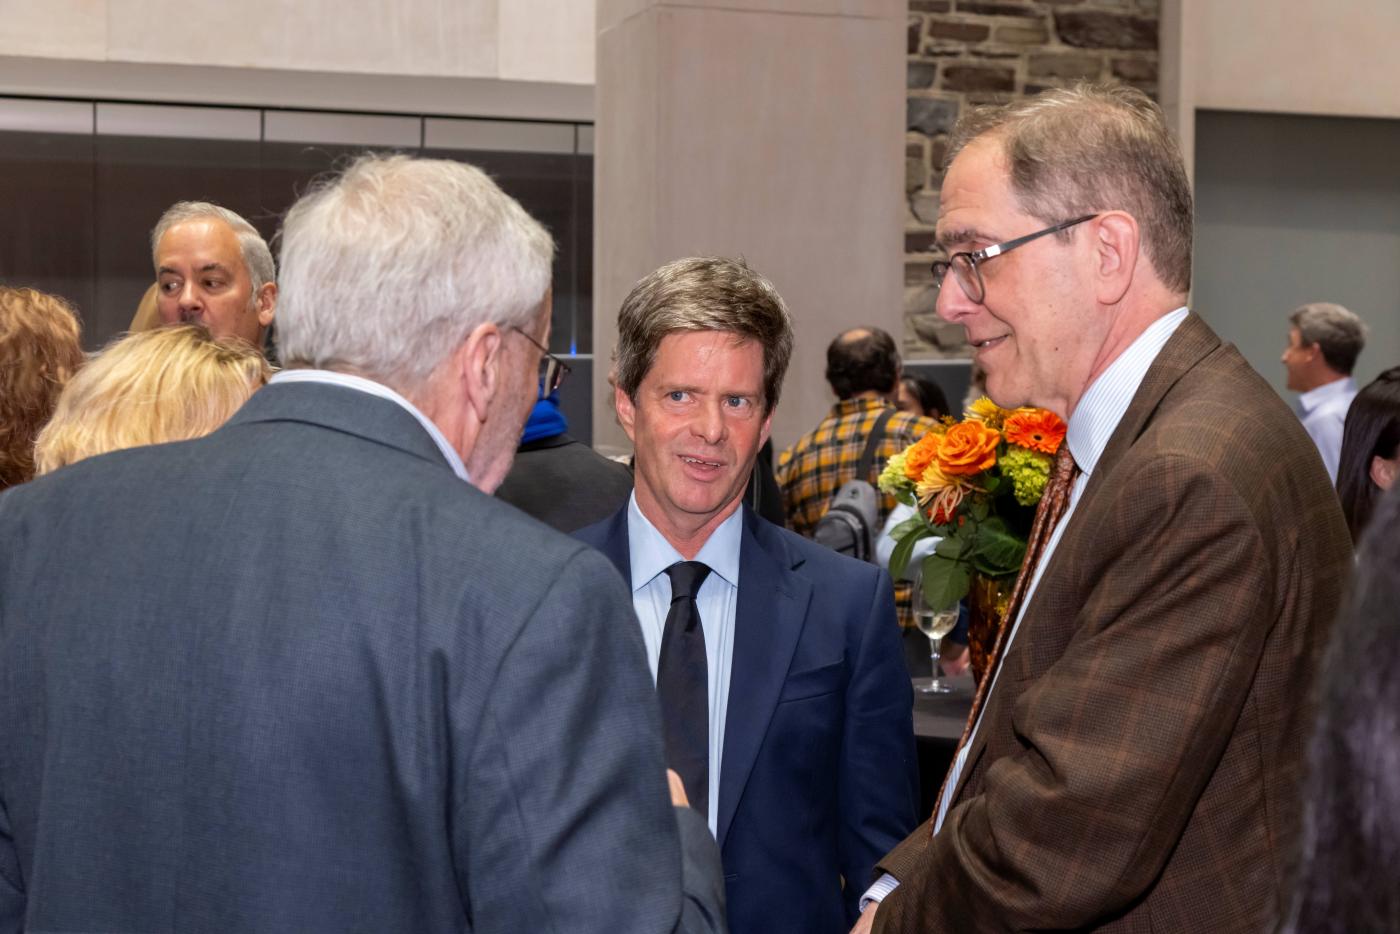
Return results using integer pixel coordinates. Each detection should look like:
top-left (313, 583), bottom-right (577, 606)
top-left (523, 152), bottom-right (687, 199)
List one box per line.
top-left (912, 571), bottom-right (958, 694)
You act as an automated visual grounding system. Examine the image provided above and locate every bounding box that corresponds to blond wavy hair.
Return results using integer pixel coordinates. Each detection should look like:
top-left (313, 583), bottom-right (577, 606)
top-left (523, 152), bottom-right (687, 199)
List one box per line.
top-left (0, 287), bottom-right (85, 488)
top-left (34, 325), bottom-right (269, 475)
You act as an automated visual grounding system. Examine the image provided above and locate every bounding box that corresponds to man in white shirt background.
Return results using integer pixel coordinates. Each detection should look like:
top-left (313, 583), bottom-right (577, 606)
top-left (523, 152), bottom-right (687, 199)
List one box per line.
top-left (1281, 300), bottom-right (1368, 482)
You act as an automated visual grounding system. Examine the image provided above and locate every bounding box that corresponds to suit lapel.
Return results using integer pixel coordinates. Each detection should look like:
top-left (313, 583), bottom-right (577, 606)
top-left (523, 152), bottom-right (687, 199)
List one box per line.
top-left (591, 507), bottom-right (633, 588)
top-left (717, 511), bottom-right (812, 848)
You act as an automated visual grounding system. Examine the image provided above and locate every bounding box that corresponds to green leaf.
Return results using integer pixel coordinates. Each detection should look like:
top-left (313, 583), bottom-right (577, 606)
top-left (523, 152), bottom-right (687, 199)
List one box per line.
top-left (973, 523), bottom-right (1026, 574)
top-left (889, 525), bottom-right (932, 580)
top-left (894, 488), bottom-right (917, 509)
top-left (933, 536), bottom-right (964, 560)
top-left (920, 554), bottom-right (971, 609)
top-left (970, 498), bottom-right (990, 522)
top-left (983, 475), bottom-right (1001, 493)
top-left (888, 515), bottom-right (925, 541)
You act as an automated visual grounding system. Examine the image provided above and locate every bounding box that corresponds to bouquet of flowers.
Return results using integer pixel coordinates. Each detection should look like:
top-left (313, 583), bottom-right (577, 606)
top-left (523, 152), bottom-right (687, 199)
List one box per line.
top-left (878, 398), bottom-right (1067, 677)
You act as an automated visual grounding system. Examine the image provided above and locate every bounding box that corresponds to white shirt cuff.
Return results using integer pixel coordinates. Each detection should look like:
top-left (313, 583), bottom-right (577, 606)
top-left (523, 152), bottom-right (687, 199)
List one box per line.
top-left (859, 873), bottom-right (900, 911)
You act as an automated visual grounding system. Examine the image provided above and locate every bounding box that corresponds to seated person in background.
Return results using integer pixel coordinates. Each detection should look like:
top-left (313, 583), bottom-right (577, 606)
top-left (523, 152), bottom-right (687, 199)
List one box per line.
top-left (34, 325), bottom-right (269, 475)
top-left (0, 286), bottom-right (84, 490)
top-left (895, 374), bottom-right (949, 421)
top-left (1280, 483), bottom-right (1400, 933)
top-left (1336, 366), bottom-right (1400, 542)
top-left (495, 380), bottom-right (634, 533)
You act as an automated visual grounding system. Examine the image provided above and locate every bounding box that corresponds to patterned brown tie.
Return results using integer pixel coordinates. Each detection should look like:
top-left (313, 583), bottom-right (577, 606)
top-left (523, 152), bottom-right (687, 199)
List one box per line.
top-left (930, 443), bottom-right (1079, 830)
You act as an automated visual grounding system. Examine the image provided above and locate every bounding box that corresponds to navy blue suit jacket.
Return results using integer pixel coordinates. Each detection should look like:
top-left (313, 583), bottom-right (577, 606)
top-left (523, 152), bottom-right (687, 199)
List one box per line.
top-left (576, 506), bottom-right (918, 934)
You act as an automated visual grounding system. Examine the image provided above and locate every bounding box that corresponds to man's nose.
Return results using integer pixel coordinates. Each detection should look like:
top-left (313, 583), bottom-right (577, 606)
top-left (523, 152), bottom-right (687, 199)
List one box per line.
top-left (692, 401), bottom-right (727, 445)
top-left (935, 276), bottom-right (979, 324)
top-left (178, 282), bottom-right (203, 312)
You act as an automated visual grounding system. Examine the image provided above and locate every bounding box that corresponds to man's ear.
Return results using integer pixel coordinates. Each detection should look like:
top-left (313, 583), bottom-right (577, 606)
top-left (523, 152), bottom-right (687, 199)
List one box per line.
top-left (1371, 454), bottom-right (1398, 492)
top-left (1092, 211), bottom-right (1139, 306)
top-left (255, 282), bottom-right (278, 328)
top-left (459, 322), bottom-right (505, 424)
top-left (614, 382), bottom-right (638, 443)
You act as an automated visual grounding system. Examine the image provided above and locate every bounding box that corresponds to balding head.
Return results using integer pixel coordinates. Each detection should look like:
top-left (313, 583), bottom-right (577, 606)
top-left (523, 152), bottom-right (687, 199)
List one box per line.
top-left (825, 327), bottom-right (900, 400)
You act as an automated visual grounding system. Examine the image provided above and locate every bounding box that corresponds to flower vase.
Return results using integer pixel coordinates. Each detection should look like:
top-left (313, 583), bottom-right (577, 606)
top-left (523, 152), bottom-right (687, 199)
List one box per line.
top-left (967, 574), bottom-right (1014, 686)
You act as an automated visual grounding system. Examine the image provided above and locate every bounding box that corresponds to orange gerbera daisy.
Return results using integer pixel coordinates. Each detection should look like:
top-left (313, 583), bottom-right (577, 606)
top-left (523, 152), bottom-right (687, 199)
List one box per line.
top-left (1003, 408), bottom-right (1066, 455)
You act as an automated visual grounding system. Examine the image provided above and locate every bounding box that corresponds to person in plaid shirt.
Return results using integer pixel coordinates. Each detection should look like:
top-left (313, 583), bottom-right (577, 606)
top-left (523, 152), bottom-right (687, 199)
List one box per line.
top-left (777, 328), bottom-right (957, 645)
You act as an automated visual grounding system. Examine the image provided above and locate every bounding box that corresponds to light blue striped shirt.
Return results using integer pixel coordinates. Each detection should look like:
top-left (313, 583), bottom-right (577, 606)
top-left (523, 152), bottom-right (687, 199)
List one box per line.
top-left (863, 305), bottom-right (1189, 909)
top-left (267, 369), bottom-right (470, 483)
top-left (627, 493), bottom-right (741, 838)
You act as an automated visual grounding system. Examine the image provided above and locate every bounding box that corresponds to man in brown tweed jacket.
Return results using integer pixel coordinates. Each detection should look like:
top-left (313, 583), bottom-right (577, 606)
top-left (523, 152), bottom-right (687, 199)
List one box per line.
top-left (853, 83), bottom-right (1352, 933)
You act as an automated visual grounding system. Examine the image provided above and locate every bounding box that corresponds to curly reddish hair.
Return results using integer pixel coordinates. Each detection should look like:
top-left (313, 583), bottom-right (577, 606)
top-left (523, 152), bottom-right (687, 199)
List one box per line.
top-left (0, 287), bottom-right (84, 489)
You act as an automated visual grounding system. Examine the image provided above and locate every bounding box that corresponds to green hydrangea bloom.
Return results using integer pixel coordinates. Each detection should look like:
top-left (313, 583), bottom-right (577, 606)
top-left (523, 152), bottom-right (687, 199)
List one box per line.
top-left (999, 445), bottom-right (1053, 506)
top-left (879, 451), bottom-right (913, 495)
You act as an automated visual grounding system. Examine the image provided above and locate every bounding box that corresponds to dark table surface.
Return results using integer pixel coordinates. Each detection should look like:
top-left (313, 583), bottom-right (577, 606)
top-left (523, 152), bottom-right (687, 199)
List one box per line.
top-left (911, 673), bottom-right (973, 743)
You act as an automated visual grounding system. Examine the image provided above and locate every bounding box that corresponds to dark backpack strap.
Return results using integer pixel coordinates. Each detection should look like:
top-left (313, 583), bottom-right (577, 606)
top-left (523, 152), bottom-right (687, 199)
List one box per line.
top-left (856, 408), bottom-right (897, 484)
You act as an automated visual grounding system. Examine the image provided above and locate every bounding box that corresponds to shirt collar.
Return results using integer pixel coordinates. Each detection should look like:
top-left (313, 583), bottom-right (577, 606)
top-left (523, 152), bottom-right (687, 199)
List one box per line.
top-left (268, 368), bottom-right (471, 483)
top-left (832, 396), bottom-right (892, 419)
top-left (627, 491), bottom-right (743, 592)
top-left (1298, 376), bottom-right (1356, 413)
top-left (1065, 306), bottom-right (1189, 476)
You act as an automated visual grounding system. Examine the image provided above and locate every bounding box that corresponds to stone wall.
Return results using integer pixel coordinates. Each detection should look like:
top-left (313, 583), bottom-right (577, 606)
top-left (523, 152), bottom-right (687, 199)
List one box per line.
top-left (904, 0), bottom-right (1159, 356)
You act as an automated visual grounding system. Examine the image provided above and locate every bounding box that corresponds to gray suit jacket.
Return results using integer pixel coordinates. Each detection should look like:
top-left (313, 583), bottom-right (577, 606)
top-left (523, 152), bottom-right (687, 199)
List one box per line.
top-left (0, 381), bottom-right (725, 933)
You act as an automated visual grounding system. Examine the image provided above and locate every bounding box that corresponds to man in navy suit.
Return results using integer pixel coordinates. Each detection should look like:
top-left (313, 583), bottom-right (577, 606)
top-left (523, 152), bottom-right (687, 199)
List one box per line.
top-left (577, 257), bottom-right (918, 934)
top-left (0, 157), bottom-right (725, 933)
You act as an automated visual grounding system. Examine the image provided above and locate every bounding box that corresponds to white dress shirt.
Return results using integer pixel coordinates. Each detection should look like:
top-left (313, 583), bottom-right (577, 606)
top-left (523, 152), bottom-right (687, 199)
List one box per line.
top-left (627, 493), bottom-right (742, 837)
top-left (862, 305), bottom-right (1189, 909)
top-left (1295, 376), bottom-right (1357, 484)
top-left (268, 369), bottom-right (470, 483)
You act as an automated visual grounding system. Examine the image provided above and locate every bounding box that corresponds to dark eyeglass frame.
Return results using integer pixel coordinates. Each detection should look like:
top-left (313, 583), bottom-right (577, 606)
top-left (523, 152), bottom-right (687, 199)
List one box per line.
top-left (931, 213), bottom-right (1098, 304)
top-left (511, 326), bottom-right (572, 395)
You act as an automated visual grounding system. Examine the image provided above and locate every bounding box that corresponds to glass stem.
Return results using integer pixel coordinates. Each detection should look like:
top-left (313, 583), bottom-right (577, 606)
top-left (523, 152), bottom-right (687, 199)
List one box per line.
top-left (929, 638), bottom-right (942, 680)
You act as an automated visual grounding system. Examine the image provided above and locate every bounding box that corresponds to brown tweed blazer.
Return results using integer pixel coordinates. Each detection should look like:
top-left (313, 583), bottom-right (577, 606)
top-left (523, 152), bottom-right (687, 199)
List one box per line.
top-left (873, 314), bottom-right (1352, 933)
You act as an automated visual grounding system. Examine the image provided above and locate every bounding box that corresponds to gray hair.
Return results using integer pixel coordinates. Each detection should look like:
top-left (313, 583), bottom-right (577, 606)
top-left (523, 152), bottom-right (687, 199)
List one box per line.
top-left (151, 201), bottom-right (276, 295)
top-left (274, 154), bottom-right (555, 391)
top-left (1290, 302), bottom-right (1368, 375)
top-left (614, 256), bottom-right (793, 414)
top-left (947, 81), bottom-right (1194, 295)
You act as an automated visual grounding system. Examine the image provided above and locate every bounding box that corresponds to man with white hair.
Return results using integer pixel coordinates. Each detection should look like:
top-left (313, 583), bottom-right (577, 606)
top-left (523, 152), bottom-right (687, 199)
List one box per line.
top-left (0, 156), bottom-right (726, 933)
top-left (152, 200), bottom-right (278, 350)
top-left (1281, 301), bottom-right (1368, 482)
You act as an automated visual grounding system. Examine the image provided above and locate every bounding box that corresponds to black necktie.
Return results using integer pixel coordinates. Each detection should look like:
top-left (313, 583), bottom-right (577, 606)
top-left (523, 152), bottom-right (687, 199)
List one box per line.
top-left (658, 560), bottom-right (712, 815)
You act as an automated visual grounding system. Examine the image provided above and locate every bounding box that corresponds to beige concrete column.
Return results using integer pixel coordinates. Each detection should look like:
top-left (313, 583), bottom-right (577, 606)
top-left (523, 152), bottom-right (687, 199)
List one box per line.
top-left (594, 0), bottom-right (906, 453)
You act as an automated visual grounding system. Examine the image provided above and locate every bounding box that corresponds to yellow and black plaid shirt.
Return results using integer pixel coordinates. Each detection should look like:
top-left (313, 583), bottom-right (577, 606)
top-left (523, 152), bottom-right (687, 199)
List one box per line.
top-left (777, 397), bottom-right (941, 626)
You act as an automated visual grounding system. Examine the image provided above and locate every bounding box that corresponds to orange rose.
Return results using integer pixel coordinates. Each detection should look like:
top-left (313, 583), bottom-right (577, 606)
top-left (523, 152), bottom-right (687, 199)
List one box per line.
top-left (903, 432), bottom-right (943, 482)
top-left (935, 421), bottom-right (1000, 476)
top-left (1003, 408), bottom-right (1066, 455)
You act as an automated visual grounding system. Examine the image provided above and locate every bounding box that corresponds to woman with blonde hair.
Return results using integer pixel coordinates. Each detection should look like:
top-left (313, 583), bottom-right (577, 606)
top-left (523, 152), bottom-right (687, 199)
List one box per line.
top-left (35, 325), bottom-right (270, 475)
top-left (0, 286), bottom-right (85, 489)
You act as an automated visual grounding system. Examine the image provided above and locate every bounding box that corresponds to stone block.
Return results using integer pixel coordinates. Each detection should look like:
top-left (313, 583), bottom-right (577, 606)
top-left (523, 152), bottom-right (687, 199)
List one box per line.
top-left (994, 20), bottom-right (1049, 44)
top-left (911, 190), bottom-right (940, 225)
top-left (909, 16), bottom-right (924, 54)
top-left (929, 136), bottom-right (949, 172)
top-left (907, 96), bottom-right (960, 136)
top-left (1054, 11), bottom-right (1158, 50)
top-left (928, 18), bottom-right (990, 43)
top-left (910, 0), bottom-right (952, 10)
top-left (1028, 52), bottom-right (1103, 79)
top-left (1111, 56), bottom-right (1157, 82)
top-left (955, 1), bottom-right (1039, 17)
top-left (908, 60), bottom-right (938, 89)
top-left (907, 156), bottom-right (927, 194)
top-left (942, 64), bottom-right (1016, 92)
top-left (906, 230), bottom-right (938, 254)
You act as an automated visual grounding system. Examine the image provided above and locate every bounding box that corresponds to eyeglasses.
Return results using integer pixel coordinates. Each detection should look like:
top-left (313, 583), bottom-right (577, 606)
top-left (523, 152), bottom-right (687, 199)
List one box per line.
top-left (931, 214), bottom-right (1098, 305)
top-left (511, 326), bottom-right (572, 395)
